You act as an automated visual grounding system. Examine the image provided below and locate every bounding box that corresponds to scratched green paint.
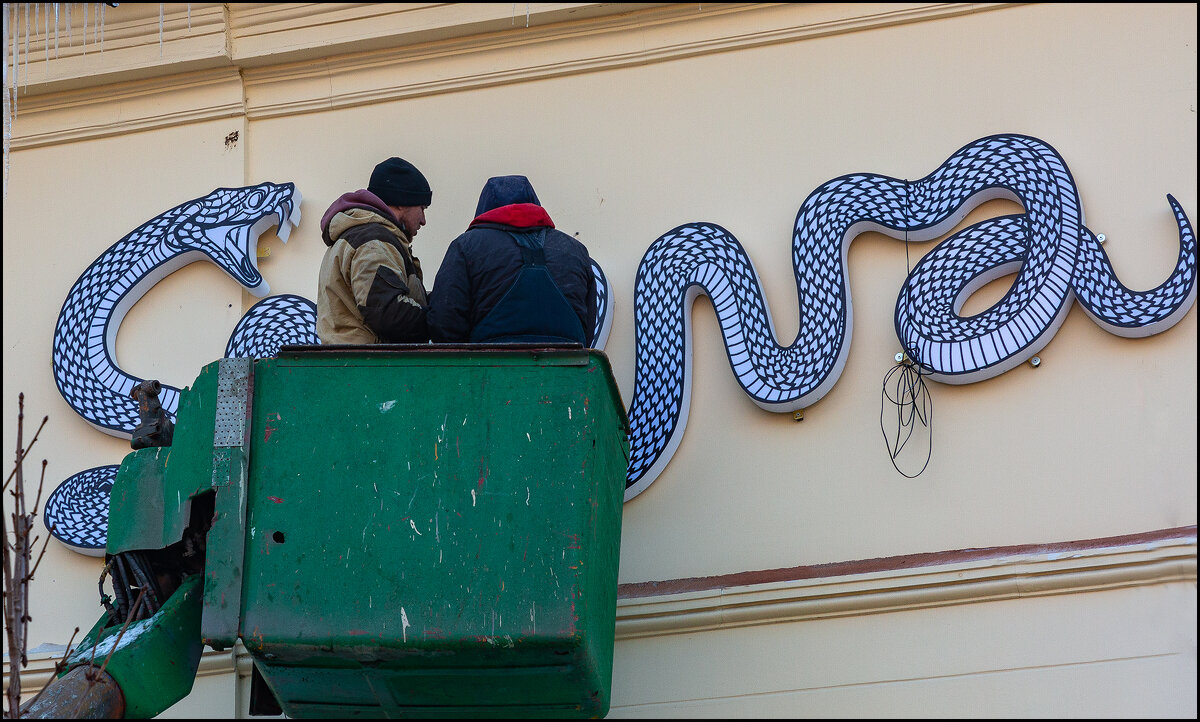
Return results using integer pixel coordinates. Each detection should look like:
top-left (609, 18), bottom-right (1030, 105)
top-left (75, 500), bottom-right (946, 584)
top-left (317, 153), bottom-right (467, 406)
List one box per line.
top-left (229, 348), bottom-right (628, 718)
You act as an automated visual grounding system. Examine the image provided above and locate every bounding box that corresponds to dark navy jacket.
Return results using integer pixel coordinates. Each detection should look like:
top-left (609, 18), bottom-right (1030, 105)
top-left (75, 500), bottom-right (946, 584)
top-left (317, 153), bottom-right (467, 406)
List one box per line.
top-left (428, 179), bottom-right (596, 345)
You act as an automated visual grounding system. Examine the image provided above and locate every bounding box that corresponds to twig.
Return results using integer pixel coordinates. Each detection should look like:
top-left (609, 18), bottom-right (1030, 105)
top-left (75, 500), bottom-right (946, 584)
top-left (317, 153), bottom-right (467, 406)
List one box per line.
top-left (71, 589), bottom-right (147, 719)
top-left (1, 415), bottom-right (47, 493)
top-left (27, 462), bottom-right (53, 579)
top-left (3, 394), bottom-right (29, 717)
top-left (28, 528), bottom-right (54, 580)
top-left (16, 626), bottom-right (80, 714)
top-left (30, 460), bottom-right (48, 518)
top-left (99, 589), bottom-right (145, 678)
top-left (3, 395), bottom-right (54, 718)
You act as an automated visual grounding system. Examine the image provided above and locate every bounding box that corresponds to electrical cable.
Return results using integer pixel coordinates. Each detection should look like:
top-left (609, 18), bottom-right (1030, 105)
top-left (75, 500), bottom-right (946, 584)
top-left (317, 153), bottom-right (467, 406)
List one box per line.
top-left (880, 357), bottom-right (933, 478)
top-left (98, 558), bottom-right (120, 625)
top-left (111, 553), bottom-right (134, 621)
top-left (880, 179), bottom-right (934, 478)
top-left (125, 552), bottom-right (161, 619)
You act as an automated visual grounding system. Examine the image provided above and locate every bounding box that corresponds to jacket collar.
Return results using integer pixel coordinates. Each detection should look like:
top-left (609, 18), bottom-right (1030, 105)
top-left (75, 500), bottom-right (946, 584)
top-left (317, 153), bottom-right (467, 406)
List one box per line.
top-left (320, 189), bottom-right (401, 246)
top-left (469, 203), bottom-right (555, 230)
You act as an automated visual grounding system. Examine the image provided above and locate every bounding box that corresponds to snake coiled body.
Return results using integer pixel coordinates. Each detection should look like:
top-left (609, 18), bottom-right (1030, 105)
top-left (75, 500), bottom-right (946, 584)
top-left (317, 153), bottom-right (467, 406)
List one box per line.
top-left (45, 182), bottom-right (621, 552)
top-left (626, 134), bottom-right (1195, 500)
top-left (47, 183), bottom-right (303, 553)
top-left (52, 183), bottom-right (302, 438)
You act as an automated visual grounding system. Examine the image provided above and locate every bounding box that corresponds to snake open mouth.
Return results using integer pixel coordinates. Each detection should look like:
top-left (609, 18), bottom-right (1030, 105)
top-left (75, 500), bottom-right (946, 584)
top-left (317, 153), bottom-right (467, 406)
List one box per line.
top-left (217, 185), bottom-right (304, 296)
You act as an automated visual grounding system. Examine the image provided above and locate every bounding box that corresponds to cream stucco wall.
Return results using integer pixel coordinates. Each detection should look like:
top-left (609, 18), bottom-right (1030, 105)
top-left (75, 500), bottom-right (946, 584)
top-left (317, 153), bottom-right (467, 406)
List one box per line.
top-left (3, 3), bottom-right (1195, 717)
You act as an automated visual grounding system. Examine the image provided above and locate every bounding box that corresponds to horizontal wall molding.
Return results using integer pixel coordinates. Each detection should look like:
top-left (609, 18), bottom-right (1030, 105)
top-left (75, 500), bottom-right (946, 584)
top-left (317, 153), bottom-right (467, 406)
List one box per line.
top-left (11, 67), bottom-right (246, 149)
top-left (239, 2), bottom-right (1011, 120)
top-left (4, 645), bottom-right (237, 700)
top-left (7, 527), bottom-right (1194, 695)
top-left (5, 2), bottom-right (231, 95)
top-left (226, 2), bottom-right (676, 69)
top-left (616, 527), bottom-right (1198, 639)
top-left (9, 2), bottom-right (1013, 149)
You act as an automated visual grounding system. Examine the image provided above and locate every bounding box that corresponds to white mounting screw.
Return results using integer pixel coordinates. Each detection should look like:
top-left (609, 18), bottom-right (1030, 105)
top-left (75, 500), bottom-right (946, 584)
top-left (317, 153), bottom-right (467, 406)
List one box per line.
top-left (1097, 234), bottom-right (1106, 244)
top-left (895, 352), bottom-right (905, 363)
top-left (1030, 356), bottom-right (1041, 367)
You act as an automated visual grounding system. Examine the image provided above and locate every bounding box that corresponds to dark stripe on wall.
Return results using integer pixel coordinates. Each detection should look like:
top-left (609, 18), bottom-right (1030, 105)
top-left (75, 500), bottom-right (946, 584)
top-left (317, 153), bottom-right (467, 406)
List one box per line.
top-left (618, 525), bottom-right (1197, 599)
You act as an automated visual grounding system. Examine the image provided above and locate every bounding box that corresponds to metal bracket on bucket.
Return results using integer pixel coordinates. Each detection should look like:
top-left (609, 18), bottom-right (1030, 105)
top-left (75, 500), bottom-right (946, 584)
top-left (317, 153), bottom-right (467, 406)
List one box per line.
top-left (203, 357), bottom-right (255, 650)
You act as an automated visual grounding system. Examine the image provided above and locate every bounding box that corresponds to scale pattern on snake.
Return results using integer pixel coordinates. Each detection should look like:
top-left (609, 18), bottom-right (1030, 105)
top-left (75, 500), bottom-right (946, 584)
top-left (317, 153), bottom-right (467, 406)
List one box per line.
top-left (625, 134), bottom-right (1195, 500)
top-left (46, 182), bottom-right (615, 552)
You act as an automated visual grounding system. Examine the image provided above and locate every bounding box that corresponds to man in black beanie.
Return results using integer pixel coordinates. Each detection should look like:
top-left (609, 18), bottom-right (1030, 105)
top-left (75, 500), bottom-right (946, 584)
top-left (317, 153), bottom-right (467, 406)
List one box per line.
top-left (317, 157), bottom-right (434, 344)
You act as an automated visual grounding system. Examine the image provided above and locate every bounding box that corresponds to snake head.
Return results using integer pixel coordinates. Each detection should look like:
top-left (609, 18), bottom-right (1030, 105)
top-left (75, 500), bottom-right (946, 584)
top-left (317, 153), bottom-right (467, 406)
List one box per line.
top-left (165, 182), bottom-right (303, 296)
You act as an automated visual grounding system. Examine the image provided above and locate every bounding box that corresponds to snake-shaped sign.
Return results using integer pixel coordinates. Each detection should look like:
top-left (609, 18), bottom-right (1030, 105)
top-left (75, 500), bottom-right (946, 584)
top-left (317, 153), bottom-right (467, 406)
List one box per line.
top-left (625, 134), bottom-right (1195, 500)
top-left (51, 182), bottom-right (304, 437)
top-left (44, 133), bottom-right (1195, 552)
top-left (44, 182), bottom-right (615, 553)
top-left (46, 183), bottom-right (309, 553)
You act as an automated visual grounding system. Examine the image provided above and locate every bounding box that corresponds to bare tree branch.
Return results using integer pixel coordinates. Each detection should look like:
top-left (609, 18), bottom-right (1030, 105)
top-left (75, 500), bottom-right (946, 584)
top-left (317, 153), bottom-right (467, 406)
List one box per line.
top-left (30, 460), bottom-right (48, 517)
top-left (1, 415), bottom-right (46, 493)
top-left (3, 396), bottom-right (55, 719)
top-left (28, 528), bottom-right (54, 580)
top-left (70, 590), bottom-right (146, 719)
top-left (16, 627), bottom-right (80, 715)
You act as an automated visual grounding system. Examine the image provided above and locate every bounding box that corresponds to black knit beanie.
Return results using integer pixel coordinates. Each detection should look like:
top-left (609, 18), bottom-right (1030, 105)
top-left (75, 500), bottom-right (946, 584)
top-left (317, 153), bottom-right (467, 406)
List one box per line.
top-left (368, 157), bottom-right (432, 207)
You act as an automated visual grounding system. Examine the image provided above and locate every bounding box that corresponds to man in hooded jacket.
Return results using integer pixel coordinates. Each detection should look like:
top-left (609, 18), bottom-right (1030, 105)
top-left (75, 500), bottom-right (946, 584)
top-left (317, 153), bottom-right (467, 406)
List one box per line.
top-left (317, 157), bottom-right (432, 344)
top-left (427, 175), bottom-right (596, 346)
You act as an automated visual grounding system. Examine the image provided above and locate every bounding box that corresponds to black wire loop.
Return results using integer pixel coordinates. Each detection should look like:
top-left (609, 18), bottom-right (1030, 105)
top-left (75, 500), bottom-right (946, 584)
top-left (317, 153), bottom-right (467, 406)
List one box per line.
top-left (880, 357), bottom-right (933, 478)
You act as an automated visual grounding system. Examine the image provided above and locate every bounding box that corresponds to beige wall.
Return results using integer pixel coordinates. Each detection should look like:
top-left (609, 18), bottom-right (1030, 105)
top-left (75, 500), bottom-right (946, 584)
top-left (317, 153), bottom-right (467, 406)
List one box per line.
top-left (3, 3), bottom-right (1195, 717)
